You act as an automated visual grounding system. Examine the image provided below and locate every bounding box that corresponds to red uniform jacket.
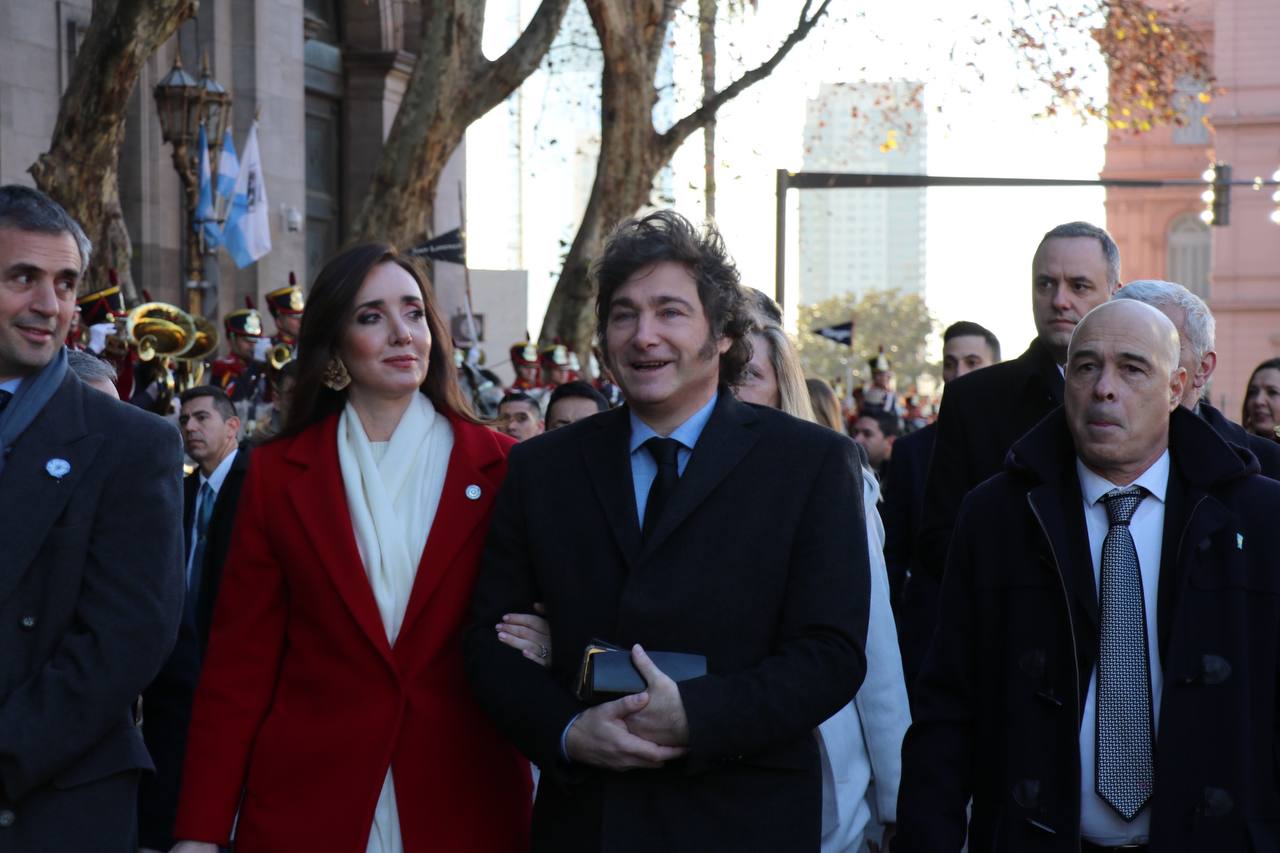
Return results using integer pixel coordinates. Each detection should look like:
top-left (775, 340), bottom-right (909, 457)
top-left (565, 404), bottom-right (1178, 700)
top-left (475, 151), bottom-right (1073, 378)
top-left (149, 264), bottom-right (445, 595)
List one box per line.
top-left (174, 410), bottom-right (530, 851)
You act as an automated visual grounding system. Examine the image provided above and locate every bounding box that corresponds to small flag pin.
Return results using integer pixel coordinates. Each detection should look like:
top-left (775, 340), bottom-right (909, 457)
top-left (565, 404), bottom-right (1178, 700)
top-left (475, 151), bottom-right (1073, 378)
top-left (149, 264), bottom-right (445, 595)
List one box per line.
top-left (45, 458), bottom-right (71, 480)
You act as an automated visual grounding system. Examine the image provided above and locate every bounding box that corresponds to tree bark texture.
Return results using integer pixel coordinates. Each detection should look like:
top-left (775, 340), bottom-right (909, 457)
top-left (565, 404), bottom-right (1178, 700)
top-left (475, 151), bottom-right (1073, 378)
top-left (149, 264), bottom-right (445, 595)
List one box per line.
top-left (348, 0), bottom-right (570, 248)
top-left (29, 0), bottom-right (197, 301)
top-left (539, 0), bottom-right (832, 351)
top-left (700, 0), bottom-right (717, 220)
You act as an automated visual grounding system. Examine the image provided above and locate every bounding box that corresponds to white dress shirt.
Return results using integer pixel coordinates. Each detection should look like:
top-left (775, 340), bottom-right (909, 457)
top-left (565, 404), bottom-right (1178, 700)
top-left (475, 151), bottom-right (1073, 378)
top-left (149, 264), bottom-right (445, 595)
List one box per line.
top-left (186, 448), bottom-right (238, 585)
top-left (1076, 450), bottom-right (1169, 845)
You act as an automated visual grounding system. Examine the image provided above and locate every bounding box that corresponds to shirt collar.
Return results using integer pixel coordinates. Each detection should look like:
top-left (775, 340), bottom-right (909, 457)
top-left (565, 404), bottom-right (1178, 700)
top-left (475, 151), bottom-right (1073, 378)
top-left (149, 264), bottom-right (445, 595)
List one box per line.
top-left (0, 378), bottom-right (22, 395)
top-left (629, 391), bottom-right (718, 454)
top-left (1076, 448), bottom-right (1170, 507)
top-left (200, 447), bottom-right (239, 494)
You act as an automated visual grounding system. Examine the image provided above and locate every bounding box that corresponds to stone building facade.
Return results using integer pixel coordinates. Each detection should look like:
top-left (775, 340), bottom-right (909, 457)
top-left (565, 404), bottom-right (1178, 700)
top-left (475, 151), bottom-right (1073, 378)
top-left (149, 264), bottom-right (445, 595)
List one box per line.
top-left (0, 0), bottom-right (524, 374)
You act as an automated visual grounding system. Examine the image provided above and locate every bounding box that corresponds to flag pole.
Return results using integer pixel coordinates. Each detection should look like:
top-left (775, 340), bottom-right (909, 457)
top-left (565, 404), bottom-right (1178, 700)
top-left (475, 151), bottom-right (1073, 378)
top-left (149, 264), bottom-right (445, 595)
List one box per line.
top-left (456, 182), bottom-right (480, 351)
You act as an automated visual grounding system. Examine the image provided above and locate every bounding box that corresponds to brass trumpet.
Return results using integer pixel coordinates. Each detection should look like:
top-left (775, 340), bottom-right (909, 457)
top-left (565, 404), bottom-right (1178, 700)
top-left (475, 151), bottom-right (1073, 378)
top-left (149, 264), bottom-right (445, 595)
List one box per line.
top-left (175, 314), bottom-right (221, 391)
top-left (126, 302), bottom-right (197, 362)
top-left (268, 341), bottom-right (294, 371)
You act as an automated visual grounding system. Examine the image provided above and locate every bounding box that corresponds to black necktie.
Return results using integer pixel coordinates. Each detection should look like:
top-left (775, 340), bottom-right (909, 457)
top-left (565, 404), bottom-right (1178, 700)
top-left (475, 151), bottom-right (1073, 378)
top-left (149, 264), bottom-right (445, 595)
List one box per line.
top-left (1096, 485), bottom-right (1154, 821)
top-left (0, 389), bottom-right (11, 414)
top-left (642, 437), bottom-right (682, 540)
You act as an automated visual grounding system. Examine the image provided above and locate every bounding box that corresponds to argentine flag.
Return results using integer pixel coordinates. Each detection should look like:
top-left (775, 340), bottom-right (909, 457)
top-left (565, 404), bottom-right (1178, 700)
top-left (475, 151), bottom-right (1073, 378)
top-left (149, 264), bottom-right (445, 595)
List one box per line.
top-left (215, 128), bottom-right (239, 214)
top-left (195, 124), bottom-right (220, 248)
top-left (224, 121), bottom-right (272, 269)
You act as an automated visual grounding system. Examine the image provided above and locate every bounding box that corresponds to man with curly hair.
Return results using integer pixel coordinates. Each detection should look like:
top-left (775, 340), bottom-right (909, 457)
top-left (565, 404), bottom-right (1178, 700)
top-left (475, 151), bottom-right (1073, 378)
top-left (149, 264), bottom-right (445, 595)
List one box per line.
top-left (467, 210), bottom-right (871, 852)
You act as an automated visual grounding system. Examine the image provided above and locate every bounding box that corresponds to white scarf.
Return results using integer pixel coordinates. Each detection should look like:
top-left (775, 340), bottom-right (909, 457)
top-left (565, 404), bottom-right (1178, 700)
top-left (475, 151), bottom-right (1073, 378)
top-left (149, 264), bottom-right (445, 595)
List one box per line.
top-left (336, 392), bottom-right (453, 853)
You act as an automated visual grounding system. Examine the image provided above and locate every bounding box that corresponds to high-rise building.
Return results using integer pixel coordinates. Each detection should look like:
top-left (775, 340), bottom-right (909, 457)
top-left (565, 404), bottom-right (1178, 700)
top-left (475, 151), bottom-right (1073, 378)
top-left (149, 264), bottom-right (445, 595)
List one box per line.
top-left (798, 81), bottom-right (927, 305)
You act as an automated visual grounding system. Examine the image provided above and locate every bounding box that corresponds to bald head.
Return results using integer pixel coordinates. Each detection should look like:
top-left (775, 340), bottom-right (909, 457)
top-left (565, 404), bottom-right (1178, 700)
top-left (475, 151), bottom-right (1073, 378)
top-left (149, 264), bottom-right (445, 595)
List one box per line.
top-left (1069, 300), bottom-right (1181, 378)
top-left (1064, 300), bottom-right (1187, 485)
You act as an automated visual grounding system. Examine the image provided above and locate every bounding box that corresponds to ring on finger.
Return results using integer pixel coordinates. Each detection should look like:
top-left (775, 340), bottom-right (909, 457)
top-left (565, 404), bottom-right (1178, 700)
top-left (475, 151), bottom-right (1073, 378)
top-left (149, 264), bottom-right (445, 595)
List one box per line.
top-left (538, 644), bottom-right (549, 659)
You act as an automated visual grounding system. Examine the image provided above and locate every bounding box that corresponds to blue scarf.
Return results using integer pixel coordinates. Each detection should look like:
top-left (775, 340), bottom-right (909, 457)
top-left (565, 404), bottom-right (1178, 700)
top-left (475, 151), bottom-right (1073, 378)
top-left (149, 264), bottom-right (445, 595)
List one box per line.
top-left (0, 347), bottom-right (69, 477)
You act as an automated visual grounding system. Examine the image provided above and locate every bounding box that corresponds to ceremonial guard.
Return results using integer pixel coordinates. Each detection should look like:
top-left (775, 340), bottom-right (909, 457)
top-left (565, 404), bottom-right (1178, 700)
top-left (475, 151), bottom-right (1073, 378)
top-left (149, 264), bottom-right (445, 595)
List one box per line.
top-left (76, 274), bottom-right (134, 398)
top-left (507, 338), bottom-right (543, 393)
top-left (210, 304), bottom-right (268, 405)
top-left (853, 345), bottom-right (901, 417)
top-left (264, 271), bottom-right (305, 355)
top-left (539, 341), bottom-right (578, 388)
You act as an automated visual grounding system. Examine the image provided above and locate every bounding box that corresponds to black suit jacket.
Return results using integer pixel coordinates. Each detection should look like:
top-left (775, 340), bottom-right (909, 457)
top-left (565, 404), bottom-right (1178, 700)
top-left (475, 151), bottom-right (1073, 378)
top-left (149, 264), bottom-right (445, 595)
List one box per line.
top-left (0, 372), bottom-right (184, 851)
top-left (1199, 399), bottom-right (1280, 479)
top-left (881, 422), bottom-right (935, 695)
top-left (137, 445), bottom-right (251, 848)
top-left (881, 422), bottom-right (933, 599)
top-left (181, 444), bottom-right (253, 652)
top-left (919, 337), bottom-right (1063, 583)
top-left (897, 408), bottom-right (1280, 852)
top-left (465, 392), bottom-right (870, 853)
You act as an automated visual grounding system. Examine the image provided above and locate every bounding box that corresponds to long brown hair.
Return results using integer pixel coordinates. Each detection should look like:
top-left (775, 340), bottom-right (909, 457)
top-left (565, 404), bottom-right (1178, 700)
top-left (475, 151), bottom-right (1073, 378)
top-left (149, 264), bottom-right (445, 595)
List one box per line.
top-left (279, 242), bottom-right (482, 438)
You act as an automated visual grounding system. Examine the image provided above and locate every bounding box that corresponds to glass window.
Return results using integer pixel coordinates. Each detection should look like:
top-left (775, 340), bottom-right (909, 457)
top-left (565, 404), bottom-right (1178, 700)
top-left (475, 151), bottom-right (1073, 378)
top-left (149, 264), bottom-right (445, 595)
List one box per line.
top-left (1167, 213), bottom-right (1211, 298)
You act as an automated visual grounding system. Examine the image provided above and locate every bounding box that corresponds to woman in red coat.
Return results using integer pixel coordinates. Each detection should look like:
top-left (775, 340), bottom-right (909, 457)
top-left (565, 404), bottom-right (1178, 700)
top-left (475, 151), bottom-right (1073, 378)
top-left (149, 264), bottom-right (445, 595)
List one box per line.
top-left (172, 243), bottom-right (530, 852)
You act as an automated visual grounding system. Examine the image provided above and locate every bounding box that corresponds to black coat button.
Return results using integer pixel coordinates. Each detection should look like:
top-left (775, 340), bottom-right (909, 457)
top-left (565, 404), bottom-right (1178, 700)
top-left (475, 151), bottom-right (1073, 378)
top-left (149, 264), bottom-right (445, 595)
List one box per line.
top-left (19, 616), bottom-right (35, 630)
top-left (0, 809), bottom-right (14, 827)
top-left (1198, 787), bottom-right (1234, 817)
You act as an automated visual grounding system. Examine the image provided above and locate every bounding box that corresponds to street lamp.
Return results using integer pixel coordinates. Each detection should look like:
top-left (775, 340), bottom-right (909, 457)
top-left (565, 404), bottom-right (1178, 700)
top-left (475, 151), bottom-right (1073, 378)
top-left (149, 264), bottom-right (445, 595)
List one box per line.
top-left (152, 51), bottom-right (232, 317)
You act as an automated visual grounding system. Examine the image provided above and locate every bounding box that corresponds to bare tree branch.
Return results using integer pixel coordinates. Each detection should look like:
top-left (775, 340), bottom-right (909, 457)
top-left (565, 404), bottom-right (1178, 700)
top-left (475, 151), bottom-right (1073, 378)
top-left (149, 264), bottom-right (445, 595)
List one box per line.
top-left (658, 0), bottom-right (828, 160)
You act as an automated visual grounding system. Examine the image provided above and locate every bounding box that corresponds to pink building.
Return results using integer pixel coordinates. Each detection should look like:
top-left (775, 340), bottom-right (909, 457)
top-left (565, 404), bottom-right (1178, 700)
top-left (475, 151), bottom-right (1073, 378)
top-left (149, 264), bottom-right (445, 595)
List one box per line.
top-left (1102, 0), bottom-right (1280, 418)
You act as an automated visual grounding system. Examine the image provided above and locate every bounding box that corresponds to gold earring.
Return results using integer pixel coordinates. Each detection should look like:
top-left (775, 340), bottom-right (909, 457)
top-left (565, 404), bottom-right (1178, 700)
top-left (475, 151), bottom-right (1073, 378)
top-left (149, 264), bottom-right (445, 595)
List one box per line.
top-left (323, 357), bottom-right (351, 391)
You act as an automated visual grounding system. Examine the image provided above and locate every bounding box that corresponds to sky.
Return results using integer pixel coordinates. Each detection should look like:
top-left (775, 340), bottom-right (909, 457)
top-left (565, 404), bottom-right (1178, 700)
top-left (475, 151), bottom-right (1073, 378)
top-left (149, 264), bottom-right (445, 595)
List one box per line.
top-left (467, 0), bottom-right (1110, 361)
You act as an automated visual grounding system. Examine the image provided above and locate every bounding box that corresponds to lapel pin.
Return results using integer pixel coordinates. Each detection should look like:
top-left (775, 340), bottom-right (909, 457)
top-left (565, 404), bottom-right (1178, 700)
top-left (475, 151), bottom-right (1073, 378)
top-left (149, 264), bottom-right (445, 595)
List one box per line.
top-left (45, 458), bottom-right (71, 481)
top-left (1237, 533), bottom-right (1244, 550)
top-left (465, 484), bottom-right (482, 501)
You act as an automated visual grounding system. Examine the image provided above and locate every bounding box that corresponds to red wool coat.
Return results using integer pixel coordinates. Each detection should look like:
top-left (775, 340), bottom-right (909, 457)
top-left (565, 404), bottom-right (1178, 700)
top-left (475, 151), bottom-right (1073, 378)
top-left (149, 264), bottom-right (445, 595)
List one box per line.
top-left (174, 411), bottom-right (530, 851)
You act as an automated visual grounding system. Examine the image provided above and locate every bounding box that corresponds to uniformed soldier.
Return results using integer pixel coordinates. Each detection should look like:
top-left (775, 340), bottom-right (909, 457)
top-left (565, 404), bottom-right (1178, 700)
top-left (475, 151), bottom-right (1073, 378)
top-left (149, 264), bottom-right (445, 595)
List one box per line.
top-left (264, 271), bottom-right (305, 352)
top-left (853, 344), bottom-right (901, 417)
top-left (540, 341), bottom-right (577, 389)
top-left (210, 306), bottom-right (268, 404)
top-left (76, 274), bottom-right (133, 397)
top-left (507, 338), bottom-right (542, 394)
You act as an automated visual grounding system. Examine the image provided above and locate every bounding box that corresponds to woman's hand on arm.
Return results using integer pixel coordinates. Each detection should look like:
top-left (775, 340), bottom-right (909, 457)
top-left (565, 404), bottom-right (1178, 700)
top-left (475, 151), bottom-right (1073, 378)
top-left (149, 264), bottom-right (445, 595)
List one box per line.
top-left (495, 602), bottom-right (553, 668)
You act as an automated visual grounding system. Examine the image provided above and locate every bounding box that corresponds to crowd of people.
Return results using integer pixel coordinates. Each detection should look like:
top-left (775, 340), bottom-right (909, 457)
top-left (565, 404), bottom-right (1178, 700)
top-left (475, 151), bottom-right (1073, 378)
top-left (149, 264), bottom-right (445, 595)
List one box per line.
top-left (4, 180), bottom-right (1280, 853)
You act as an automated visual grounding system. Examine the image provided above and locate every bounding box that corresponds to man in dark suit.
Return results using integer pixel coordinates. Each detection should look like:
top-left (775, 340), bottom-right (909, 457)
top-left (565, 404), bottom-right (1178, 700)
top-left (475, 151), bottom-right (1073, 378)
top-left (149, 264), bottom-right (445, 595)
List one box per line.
top-left (465, 210), bottom-right (870, 852)
top-left (137, 384), bottom-right (252, 851)
top-left (883, 321), bottom-right (999, 692)
top-left (897, 300), bottom-right (1280, 851)
top-left (176, 385), bottom-right (252, 651)
top-left (912, 222), bottom-right (1119, 669)
top-left (1114, 278), bottom-right (1280, 480)
top-left (0, 185), bottom-right (183, 850)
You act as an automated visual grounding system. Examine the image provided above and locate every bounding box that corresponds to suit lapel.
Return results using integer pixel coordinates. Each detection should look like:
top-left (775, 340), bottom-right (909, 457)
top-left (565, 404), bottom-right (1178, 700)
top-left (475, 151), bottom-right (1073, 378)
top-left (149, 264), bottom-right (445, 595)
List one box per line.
top-left (399, 416), bottom-right (504, 639)
top-left (284, 415), bottom-right (393, 661)
top-left (182, 471), bottom-right (200, 561)
top-left (639, 394), bottom-right (759, 562)
top-left (581, 407), bottom-right (642, 572)
top-left (0, 375), bottom-right (99, 601)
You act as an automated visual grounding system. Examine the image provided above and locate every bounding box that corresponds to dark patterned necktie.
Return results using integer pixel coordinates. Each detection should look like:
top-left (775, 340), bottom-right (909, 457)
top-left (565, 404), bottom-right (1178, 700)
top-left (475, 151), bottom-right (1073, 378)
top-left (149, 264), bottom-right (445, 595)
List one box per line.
top-left (642, 437), bottom-right (682, 541)
top-left (1096, 485), bottom-right (1154, 821)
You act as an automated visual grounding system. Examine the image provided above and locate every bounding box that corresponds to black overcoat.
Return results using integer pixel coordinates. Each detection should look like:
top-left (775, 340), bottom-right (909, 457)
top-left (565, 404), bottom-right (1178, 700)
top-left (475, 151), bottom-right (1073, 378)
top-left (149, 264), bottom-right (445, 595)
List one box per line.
top-left (465, 392), bottom-right (871, 853)
top-left (0, 372), bottom-right (184, 851)
top-left (896, 406), bottom-right (1280, 853)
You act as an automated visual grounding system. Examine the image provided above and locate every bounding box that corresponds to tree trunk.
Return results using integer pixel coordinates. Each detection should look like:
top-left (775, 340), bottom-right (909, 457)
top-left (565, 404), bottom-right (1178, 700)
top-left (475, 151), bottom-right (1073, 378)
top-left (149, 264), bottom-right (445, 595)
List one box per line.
top-left (700, 0), bottom-right (717, 220)
top-left (29, 0), bottom-right (197, 301)
top-left (348, 0), bottom-right (570, 248)
top-left (540, 0), bottom-right (831, 350)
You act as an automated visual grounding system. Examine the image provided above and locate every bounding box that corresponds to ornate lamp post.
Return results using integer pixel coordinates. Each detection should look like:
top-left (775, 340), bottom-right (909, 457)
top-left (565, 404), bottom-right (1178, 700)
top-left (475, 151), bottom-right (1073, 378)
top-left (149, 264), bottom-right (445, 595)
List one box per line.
top-left (152, 52), bottom-right (232, 317)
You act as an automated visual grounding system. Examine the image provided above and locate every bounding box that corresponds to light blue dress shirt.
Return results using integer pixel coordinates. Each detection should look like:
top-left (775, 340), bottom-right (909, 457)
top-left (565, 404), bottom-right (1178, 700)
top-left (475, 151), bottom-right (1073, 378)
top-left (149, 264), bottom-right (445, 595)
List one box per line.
top-left (628, 391), bottom-right (718, 528)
